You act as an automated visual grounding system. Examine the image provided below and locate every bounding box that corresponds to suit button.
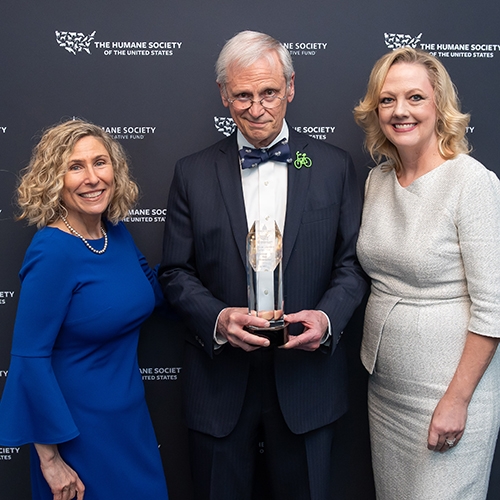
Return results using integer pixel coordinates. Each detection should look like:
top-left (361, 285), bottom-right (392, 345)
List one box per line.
top-left (195, 335), bottom-right (205, 347)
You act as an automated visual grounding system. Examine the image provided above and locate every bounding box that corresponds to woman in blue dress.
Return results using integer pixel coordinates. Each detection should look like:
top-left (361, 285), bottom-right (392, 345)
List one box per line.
top-left (0, 120), bottom-right (169, 499)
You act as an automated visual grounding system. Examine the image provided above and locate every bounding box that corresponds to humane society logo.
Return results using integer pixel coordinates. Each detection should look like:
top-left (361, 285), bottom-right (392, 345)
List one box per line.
top-left (123, 207), bottom-right (167, 223)
top-left (384, 32), bottom-right (422, 49)
top-left (140, 366), bottom-right (182, 381)
top-left (55, 30), bottom-right (183, 57)
top-left (282, 41), bottom-right (329, 57)
top-left (214, 117), bottom-right (335, 141)
top-left (101, 125), bottom-right (157, 141)
top-left (0, 447), bottom-right (21, 461)
top-left (214, 117), bottom-right (236, 137)
top-left (55, 31), bottom-right (96, 55)
top-left (384, 32), bottom-right (500, 58)
top-left (0, 291), bottom-right (15, 306)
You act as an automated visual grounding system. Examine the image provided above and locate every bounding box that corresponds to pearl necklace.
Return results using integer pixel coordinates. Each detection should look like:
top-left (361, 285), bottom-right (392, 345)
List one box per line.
top-left (60, 215), bottom-right (108, 254)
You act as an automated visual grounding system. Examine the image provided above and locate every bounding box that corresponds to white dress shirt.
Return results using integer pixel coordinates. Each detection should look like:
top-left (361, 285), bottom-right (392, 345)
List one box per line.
top-left (215, 120), bottom-right (331, 345)
top-left (239, 121), bottom-right (289, 234)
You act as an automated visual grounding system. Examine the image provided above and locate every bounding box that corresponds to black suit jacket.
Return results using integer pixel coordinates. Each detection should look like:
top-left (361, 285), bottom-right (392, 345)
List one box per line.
top-left (159, 128), bottom-right (367, 437)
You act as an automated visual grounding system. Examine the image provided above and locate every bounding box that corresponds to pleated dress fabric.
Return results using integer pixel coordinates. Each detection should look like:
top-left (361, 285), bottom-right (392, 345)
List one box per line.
top-left (357, 155), bottom-right (500, 500)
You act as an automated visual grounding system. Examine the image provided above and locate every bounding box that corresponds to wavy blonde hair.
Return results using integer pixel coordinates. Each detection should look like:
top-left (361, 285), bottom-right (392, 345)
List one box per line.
top-left (353, 47), bottom-right (470, 172)
top-left (17, 119), bottom-right (138, 227)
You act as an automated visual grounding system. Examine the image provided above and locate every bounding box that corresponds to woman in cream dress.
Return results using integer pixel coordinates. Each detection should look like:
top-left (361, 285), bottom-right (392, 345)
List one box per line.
top-left (353, 48), bottom-right (500, 499)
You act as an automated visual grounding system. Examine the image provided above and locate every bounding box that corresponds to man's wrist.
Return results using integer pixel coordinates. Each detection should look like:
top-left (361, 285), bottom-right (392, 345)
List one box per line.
top-left (318, 310), bottom-right (331, 345)
top-left (214, 308), bottom-right (228, 346)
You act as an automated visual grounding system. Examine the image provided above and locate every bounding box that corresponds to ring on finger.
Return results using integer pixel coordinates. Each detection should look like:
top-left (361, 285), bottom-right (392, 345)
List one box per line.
top-left (445, 438), bottom-right (456, 447)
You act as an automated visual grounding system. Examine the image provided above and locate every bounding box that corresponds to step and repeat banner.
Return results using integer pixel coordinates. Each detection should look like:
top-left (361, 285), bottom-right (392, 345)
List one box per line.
top-left (1, 0), bottom-right (500, 498)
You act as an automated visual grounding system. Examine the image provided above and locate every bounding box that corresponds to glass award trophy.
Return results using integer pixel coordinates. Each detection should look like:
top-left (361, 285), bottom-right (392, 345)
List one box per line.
top-left (246, 220), bottom-right (288, 346)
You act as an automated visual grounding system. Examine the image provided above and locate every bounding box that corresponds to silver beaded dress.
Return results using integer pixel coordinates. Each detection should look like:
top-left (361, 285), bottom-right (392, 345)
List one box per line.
top-left (357, 154), bottom-right (500, 499)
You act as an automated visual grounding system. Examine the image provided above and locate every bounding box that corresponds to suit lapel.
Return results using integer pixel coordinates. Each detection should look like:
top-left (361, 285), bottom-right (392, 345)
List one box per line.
top-left (215, 135), bottom-right (248, 267)
top-left (214, 130), bottom-right (312, 271)
top-left (283, 131), bottom-right (311, 271)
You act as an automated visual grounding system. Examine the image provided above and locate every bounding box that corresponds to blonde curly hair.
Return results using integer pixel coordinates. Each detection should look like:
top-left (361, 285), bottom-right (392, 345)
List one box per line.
top-left (353, 47), bottom-right (470, 172)
top-left (17, 119), bottom-right (138, 227)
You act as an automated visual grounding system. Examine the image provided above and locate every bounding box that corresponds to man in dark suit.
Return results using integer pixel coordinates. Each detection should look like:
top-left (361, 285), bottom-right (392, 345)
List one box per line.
top-left (159, 30), bottom-right (367, 500)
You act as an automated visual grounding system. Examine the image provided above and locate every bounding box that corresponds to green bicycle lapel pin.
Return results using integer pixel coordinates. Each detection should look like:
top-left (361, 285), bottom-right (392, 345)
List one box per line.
top-left (294, 151), bottom-right (312, 169)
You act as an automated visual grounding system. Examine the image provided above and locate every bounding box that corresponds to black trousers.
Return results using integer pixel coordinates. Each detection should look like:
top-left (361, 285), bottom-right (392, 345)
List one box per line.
top-left (189, 349), bottom-right (338, 500)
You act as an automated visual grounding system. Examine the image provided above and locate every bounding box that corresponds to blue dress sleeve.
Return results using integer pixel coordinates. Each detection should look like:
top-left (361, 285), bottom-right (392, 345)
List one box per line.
top-left (117, 222), bottom-right (164, 308)
top-left (139, 256), bottom-right (164, 309)
top-left (0, 230), bottom-right (79, 446)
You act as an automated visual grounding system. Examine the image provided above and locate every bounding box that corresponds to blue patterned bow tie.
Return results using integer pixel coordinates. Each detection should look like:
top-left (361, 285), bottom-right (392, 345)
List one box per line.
top-left (239, 139), bottom-right (291, 169)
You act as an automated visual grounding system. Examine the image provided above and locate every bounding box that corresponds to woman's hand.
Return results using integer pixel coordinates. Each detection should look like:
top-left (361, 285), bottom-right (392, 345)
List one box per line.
top-left (427, 331), bottom-right (499, 453)
top-left (427, 393), bottom-right (466, 452)
top-left (34, 444), bottom-right (85, 499)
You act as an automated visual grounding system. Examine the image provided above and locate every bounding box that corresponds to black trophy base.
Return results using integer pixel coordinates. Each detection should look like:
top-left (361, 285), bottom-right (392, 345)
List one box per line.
top-left (245, 322), bottom-right (289, 347)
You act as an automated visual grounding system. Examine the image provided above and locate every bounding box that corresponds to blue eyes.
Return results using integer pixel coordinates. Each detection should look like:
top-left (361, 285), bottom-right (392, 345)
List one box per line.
top-left (379, 95), bottom-right (425, 105)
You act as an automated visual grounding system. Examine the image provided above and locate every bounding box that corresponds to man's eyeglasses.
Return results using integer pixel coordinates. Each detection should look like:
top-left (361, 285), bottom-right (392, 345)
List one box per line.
top-left (226, 91), bottom-right (288, 111)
